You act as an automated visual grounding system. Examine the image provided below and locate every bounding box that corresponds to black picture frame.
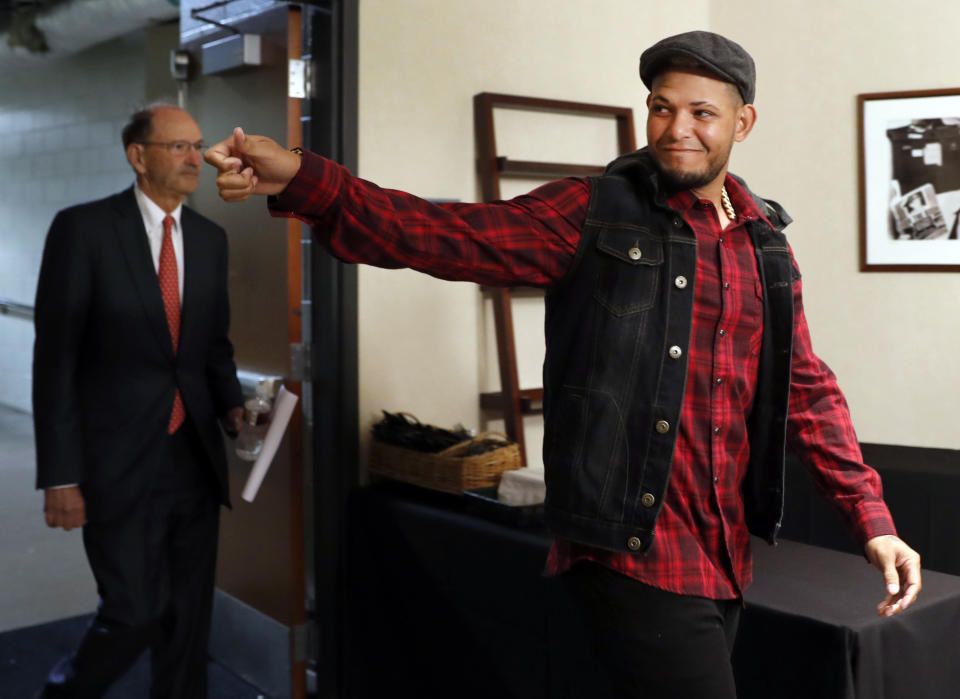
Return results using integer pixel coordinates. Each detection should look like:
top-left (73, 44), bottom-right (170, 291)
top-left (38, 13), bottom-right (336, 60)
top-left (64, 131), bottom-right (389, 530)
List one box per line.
top-left (858, 88), bottom-right (960, 271)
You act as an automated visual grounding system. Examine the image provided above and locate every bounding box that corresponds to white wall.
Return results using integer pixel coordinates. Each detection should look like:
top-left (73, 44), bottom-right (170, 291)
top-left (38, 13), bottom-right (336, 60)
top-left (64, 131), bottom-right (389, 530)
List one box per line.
top-left (355, 0), bottom-right (960, 458)
top-left (355, 0), bottom-right (710, 466)
top-left (5, 1), bottom-right (955, 456)
top-left (0, 34), bottom-right (148, 413)
top-left (712, 0), bottom-right (960, 448)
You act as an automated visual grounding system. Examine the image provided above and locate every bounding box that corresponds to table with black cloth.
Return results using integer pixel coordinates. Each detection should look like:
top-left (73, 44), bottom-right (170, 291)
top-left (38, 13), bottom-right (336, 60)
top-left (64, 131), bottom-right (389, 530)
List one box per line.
top-left (780, 442), bottom-right (960, 576)
top-left (346, 483), bottom-right (960, 699)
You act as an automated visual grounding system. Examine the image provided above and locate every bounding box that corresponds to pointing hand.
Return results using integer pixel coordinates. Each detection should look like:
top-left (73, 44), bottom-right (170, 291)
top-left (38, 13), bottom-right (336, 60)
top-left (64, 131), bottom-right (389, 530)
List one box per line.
top-left (203, 127), bottom-right (302, 202)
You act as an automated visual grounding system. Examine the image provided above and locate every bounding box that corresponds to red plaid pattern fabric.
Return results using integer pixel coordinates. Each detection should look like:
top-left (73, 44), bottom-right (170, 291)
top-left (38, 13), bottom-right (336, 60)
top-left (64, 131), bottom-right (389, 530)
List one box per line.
top-left (269, 153), bottom-right (895, 599)
top-left (160, 215), bottom-right (185, 434)
top-left (548, 183), bottom-right (781, 598)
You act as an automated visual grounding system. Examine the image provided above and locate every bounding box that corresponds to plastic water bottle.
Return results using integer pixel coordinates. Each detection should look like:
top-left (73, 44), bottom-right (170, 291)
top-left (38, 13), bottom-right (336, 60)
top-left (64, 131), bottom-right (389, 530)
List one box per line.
top-left (235, 383), bottom-right (273, 461)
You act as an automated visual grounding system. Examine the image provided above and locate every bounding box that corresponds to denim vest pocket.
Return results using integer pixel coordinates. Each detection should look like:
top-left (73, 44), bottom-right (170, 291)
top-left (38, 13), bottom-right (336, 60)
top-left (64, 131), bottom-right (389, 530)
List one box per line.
top-left (544, 384), bottom-right (630, 520)
top-left (593, 227), bottom-right (663, 316)
top-left (544, 386), bottom-right (586, 471)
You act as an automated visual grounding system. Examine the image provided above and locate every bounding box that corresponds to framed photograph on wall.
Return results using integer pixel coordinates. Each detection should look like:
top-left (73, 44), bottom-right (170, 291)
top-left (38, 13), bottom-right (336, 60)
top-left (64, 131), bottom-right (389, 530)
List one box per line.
top-left (859, 88), bottom-right (960, 271)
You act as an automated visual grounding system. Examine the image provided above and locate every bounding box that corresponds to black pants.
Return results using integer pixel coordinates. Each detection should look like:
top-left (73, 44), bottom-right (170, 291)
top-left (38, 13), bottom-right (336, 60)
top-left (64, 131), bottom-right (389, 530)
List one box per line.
top-left (548, 561), bottom-right (741, 699)
top-left (40, 424), bottom-right (220, 699)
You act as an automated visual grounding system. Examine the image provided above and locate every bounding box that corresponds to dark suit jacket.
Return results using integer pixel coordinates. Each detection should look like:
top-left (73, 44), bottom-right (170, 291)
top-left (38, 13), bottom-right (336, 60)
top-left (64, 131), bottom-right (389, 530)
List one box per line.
top-left (33, 187), bottom-right (243, 522)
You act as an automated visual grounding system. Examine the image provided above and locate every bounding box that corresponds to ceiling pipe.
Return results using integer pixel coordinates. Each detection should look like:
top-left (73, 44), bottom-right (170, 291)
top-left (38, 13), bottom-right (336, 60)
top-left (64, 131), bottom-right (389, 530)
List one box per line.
top-left (0, 0), bottom-right (179, 74)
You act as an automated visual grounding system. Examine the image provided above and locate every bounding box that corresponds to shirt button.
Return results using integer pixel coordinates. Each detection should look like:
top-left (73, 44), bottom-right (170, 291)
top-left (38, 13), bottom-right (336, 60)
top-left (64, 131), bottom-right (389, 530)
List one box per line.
top-left (713, 476), bottom-right (719, 484)
top-left (715, 377), bottom-right (723, 384)
top-left (655, 420), bottom-right (670, 434)
top-left (723, 282), bottom-right (731, 290)
top-left (719, 238), bottom-right (725, 244)
top-left (674, 275), bottom-right (688, 289)
top-left (628, 246), bottom-right (642, 261)
top-left (718, 329), bottom-right (726, 336)
top-left (627, 536), bottom-right (643, 551)
top-left (668, 345), bottom-right (683, 359)
top-left (713, 426), bottom-right (721, 434)
top-left (641, 492), bottom-right (656, 508)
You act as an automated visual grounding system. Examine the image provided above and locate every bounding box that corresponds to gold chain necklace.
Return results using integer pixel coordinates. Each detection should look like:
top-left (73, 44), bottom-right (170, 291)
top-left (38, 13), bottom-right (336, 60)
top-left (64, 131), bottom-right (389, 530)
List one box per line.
top-left (721, 186), bottom-right (736, 221)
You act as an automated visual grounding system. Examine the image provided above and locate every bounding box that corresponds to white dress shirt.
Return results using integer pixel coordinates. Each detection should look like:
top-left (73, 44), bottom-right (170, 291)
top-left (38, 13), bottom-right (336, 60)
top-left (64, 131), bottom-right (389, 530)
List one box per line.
top-left (134, 184), bottom-right (185, 302)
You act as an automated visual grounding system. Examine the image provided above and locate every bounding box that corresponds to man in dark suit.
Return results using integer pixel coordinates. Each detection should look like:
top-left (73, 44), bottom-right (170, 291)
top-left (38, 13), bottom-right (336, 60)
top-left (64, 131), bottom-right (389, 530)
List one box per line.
top-left (33, 104), bottom-right (244, 699)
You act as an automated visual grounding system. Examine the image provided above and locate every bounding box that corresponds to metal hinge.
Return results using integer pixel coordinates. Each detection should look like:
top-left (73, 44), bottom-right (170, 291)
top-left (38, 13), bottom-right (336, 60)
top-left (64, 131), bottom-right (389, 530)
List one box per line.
top-left (292, 620), bottom-right (315, 663)
top-left (288, 58), bottom-right (312, 99)
top-left (290, 342), bottom-right (312, 382)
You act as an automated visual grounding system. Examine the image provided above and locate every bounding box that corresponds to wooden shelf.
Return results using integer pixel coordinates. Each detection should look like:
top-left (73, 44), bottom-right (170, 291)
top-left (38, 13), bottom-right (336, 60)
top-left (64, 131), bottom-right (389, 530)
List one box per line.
top-left (473, 92), bottom-right (635, 467)
top-left (480, 388), bottom-right (544, 415)
top-left (496, 157), bottom-right (605, 179)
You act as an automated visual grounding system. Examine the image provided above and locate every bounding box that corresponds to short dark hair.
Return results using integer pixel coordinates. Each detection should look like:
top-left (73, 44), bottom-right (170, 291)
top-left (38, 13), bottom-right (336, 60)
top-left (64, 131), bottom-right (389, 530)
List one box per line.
top-left (121, 102), bottom-right (179, 149)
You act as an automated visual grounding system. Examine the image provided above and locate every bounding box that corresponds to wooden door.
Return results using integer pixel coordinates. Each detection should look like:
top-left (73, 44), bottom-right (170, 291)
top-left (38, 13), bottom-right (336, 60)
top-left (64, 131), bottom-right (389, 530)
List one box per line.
top-left (179, 4), bottom-right (308, 698)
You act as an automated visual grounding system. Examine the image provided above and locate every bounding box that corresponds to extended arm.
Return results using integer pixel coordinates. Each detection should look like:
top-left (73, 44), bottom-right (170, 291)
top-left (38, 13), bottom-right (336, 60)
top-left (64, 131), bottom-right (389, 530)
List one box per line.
top-left (205, 129), bottom-right (584, 287)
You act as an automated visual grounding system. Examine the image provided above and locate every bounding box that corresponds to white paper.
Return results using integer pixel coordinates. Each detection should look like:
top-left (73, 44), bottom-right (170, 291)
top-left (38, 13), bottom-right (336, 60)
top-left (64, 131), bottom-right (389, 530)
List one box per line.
top-left (497, 467), bottom-right (546, 506)
top-left (241, 385), bottom-right (299, 502)
top-left (924, 142), bottom-right (943, 167)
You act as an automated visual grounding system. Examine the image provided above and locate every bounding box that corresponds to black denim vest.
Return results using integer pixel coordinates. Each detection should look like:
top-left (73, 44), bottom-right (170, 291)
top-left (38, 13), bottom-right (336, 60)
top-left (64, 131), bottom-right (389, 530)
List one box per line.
top-left (542, 149), bottom-right (797, 554)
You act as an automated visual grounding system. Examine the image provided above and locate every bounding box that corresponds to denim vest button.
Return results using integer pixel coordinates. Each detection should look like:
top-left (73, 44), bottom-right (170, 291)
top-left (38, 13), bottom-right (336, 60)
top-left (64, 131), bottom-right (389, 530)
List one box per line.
top-left (668, 345), bottom-right (682, 359)
top-left (628, 246), bottom-right (642, 260)
top-left (655, 420), bottom-right (670, 434)
top-left (674, 275), bottom-right (688, 289)
top-left (627, 536), bottom-right (643, 551)
top-left (641, 492), bottom-right (656, 507)
top-left (672, 216), bottom-right (683, 227)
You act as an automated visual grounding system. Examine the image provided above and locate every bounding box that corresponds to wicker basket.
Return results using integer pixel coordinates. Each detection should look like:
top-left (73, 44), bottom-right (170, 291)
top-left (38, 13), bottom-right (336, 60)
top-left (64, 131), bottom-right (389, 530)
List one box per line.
top-left (369, 431), bottom-right (522, 493)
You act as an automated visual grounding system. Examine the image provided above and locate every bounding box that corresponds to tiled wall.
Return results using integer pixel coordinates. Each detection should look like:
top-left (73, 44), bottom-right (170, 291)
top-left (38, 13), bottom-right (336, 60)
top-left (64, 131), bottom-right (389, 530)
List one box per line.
top-left (0, 34), bottom-right (147, 413)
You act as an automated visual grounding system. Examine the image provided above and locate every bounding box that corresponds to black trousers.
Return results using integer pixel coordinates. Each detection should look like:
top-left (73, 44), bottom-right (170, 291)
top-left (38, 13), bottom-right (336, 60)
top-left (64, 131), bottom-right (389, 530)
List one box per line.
top-left (548, 561), bottom-right (741, 699)
top-left (41, 423), bottom-right (220, 699)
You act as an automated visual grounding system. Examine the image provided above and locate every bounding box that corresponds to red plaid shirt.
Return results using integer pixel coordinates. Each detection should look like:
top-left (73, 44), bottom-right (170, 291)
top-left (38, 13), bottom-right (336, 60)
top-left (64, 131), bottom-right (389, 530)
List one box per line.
top-left (271, 151), bottom-right (896, 599)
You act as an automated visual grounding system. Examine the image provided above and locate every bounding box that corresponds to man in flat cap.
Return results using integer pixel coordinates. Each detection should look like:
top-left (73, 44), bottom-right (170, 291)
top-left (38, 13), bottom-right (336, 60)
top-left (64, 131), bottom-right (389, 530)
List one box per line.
top-left (204, 30), bottom-right (920, 699)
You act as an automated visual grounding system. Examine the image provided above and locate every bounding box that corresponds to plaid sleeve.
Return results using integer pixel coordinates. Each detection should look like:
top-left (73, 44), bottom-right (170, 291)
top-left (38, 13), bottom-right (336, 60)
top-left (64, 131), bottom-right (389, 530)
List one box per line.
top-left (786, 253), bottom-right (896, 547)
top-left (268, 150), bottom-right (587, 287)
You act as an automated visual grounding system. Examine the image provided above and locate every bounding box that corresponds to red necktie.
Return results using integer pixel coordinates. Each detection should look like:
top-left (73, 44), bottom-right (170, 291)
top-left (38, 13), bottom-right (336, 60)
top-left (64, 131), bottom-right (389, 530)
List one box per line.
top-left (160, 215), bottom-right (185, 434)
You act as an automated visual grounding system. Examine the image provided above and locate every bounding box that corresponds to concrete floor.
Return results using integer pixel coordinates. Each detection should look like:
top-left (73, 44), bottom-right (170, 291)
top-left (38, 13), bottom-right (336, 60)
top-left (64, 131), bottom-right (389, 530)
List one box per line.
top-left (0, 404), bottom-right (97, 633)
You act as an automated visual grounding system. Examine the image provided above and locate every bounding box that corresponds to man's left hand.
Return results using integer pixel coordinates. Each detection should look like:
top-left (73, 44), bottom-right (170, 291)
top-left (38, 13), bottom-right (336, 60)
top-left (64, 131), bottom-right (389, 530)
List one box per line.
top-left (221, 406), bottom-right (244, 439)
top-left (864, 534), bottom-right (921, 616)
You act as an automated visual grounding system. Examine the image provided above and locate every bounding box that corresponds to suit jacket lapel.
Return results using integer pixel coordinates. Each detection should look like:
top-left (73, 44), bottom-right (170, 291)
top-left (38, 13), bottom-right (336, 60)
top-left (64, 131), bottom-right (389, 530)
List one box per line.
top-left (112, 187), bottom-right (176, 359)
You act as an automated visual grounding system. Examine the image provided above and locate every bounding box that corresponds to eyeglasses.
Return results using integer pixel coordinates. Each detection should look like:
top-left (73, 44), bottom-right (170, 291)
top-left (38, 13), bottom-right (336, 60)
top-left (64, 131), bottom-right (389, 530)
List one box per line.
top-left (138, 140), bottom-right (205, 155)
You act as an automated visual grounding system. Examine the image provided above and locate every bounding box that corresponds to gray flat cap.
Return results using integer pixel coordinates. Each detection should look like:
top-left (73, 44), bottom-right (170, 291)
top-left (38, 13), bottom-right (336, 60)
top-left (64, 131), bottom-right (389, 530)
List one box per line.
top-left (639, 30), bottom-right (756, 104)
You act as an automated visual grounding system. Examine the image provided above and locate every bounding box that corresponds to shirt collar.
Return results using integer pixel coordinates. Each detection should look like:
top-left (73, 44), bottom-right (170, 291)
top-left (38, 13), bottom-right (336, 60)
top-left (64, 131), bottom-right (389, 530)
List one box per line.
top-left (722, 174), bottom-right (775, 229)
top-left (133, 183), bottom-right (183, 234)
top-left (663, 174), bottom-right (775, 230)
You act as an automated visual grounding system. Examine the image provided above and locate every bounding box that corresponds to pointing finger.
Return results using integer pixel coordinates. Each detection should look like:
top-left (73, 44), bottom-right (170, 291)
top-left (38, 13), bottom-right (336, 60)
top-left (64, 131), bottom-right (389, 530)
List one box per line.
top-left (203, 143), bottom-right (236, 171)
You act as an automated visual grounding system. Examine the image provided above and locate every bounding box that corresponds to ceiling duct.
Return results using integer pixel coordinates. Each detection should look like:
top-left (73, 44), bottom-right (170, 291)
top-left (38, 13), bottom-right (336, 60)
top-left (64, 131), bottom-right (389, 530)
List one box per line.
top-left (0, 0), bottom-right (179, 73)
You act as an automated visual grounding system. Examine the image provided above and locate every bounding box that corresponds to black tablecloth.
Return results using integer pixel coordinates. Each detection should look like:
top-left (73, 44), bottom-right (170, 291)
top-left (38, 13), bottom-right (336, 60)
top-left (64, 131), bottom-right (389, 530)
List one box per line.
top-left (736, 537), bottom-right (960, 699)
top-left (346, 483), bottom-right (960, 699)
